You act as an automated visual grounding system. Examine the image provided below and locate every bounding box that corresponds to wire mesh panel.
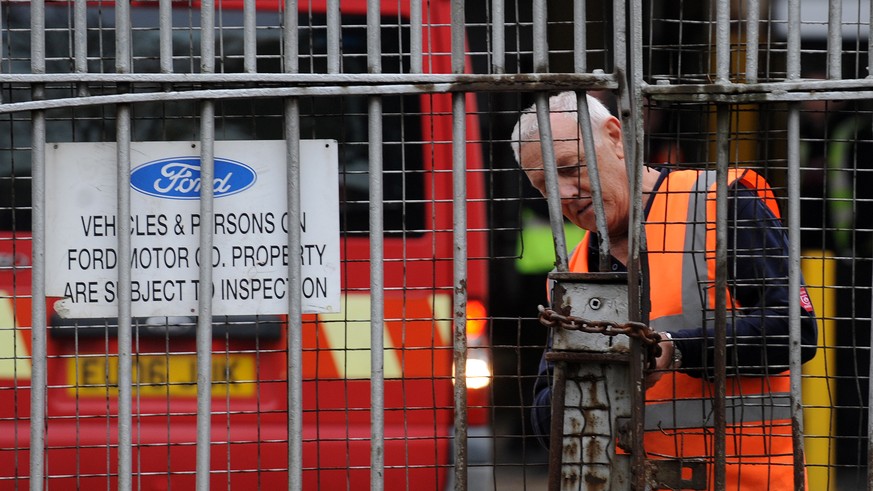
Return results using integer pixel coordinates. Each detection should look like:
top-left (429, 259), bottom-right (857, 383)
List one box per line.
top-left (477, 0), bottom-right (869, 490)
top-left (1, 0), bottom-right (870, 490)
top-left (0, 1), bottom-right (491, 489)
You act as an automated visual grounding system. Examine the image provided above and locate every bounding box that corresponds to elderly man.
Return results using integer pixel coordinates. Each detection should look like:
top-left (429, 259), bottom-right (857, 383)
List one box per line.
top-left (512, 91), bottom-right (818, 490)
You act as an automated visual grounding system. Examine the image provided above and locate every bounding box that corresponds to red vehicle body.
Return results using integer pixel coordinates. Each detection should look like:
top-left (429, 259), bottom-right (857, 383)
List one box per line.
top-left (0, 1), bottom-right (489, 489)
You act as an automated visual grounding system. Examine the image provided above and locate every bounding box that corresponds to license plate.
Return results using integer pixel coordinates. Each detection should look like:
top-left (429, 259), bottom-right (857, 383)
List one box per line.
top-left (67, 354), bottom-right (256, 397)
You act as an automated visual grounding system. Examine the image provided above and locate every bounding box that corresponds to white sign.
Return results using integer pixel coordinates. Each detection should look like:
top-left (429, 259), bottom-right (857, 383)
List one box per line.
top-left (46, 140), bottom-right (340, 318)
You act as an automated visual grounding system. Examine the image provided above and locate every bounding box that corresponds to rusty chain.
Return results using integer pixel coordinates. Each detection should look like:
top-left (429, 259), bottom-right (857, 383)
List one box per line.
top-left (538, 305), bottom-right (663, 369)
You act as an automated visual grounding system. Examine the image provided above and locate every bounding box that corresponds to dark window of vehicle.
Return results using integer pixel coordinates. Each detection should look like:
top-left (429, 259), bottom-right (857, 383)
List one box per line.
top-left (0, 5), bottom-right (424, 236)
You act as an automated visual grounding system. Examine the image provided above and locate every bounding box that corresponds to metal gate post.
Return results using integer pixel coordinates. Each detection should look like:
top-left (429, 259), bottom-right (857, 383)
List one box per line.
top-left (545, 272), bottom-right (634, 491)
top-left (543, 272), bottom-right (707, 491)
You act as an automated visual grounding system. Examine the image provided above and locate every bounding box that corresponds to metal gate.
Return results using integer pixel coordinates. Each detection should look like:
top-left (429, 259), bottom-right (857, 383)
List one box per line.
top-left (0, 0), bottom-right (870, 490)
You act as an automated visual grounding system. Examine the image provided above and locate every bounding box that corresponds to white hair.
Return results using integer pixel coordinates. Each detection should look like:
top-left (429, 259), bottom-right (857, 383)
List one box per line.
top-left (509, 92), bottom-right (614, 164)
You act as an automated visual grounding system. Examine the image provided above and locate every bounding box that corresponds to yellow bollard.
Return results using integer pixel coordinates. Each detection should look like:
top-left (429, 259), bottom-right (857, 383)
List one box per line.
top-left (801, 250), bottom-right (837, 491)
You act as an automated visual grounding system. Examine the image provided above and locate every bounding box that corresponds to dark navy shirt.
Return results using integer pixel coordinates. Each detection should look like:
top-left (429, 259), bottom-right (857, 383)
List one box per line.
top-left (531, 169), bottom-right (819, 444)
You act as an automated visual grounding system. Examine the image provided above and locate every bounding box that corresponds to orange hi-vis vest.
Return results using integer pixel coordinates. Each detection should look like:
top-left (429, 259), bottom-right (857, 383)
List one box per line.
top-left (569, 169), bottom-right (796, 490)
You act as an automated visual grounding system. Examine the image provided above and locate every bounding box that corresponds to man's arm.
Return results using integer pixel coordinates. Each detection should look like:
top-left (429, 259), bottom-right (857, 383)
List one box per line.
top-left (670, 186), bottom-right (819, 378)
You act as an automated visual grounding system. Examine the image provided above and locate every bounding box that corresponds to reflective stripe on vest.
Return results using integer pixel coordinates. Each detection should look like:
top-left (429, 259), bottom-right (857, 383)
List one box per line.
top-left (645, 392), bottom-right (792, 430)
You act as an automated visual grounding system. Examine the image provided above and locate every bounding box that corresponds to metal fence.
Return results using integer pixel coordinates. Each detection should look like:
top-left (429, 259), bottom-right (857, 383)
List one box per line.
top-left (0, 0), bottom-right (870, 490)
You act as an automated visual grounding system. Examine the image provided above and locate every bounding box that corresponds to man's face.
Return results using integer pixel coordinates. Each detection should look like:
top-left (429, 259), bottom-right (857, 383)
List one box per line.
top-left (519, 114), bottom-right (628, 236)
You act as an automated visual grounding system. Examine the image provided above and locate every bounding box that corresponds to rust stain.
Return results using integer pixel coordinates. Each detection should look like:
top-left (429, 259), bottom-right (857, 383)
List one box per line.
top-left (586, 379), bottom-right (602, 407)
top-left (575, 373), bottom-right (608, 409)
top-left (552, 282), bottom-right (571, 316)
top-left (584, 435), bottom-right (603, 463)
top-left (584, 471), bottom-right (608, 491)
top-left (563, 470), bottom-right (579, 487)
top-left (570, 416), bottom-right (584, 435)
top-left (563, 439), bottom-right (579, 458)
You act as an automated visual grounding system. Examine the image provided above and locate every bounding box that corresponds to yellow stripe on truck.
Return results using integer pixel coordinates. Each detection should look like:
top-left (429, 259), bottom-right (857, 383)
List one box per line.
top-left (319, 294), bottom-right (402, 379)
top-left (0, 292), bottom-right (31, 379)
top-left (318, 293), bottom-right (453, 379)
top-left (430, 294), bottom-right (452, 348)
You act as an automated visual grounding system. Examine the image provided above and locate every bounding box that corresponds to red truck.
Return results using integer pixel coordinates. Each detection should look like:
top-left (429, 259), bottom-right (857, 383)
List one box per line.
top-left (0, 1), bottom-right (491, 488)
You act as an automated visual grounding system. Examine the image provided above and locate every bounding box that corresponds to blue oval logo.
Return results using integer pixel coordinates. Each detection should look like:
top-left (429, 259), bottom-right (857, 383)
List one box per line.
top-left (130, 156), bottom-right (256, 200)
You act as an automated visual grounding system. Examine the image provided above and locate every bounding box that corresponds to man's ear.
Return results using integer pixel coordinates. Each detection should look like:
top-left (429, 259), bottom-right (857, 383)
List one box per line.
top-left (603, 117), bottom-right (624, 158)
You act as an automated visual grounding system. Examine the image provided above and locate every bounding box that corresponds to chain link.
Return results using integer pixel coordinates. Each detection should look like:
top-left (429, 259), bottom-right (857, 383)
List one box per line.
top-left (538, 305), bottom-right (663, 368)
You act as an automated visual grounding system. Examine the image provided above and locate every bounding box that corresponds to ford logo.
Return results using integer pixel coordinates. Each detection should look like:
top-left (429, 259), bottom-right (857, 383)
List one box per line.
top-left (130, 157), bottom-right (256, 200)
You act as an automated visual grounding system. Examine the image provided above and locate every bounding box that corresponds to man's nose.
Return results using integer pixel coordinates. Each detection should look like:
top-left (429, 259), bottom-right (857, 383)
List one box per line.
top-left (558, 180), bottom-right (579, 199)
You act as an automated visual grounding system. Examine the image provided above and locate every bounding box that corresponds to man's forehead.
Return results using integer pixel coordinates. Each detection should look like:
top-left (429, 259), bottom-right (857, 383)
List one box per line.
top-left (519, 139), bottom-right (584, 159)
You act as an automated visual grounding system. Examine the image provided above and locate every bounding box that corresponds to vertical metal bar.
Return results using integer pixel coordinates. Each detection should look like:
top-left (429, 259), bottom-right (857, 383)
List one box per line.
top-left (712, 0), bottom-right (732, 487)
top-left (546, 363), bottom-right (567, 491)
top-left (451, 0), bottom-right (465, 75)
top-left (869, 0), bottom-right (873, 78)
top-left (327, 0), bottom-right (340, 74)
top-left (573, 0), bottom-right (585, 74)
top-left (572, 4), bottom-right (606, 269)
top-left (713, 105), bottom-right (730, 491)
top-left (613, 15), bottom-right (648, 476)
top-left (626, 0), bottom-right (649, 488)
top-left (116, 1), bottom-right (131, 74)
top-left (614, 0), bottom-right (637, 190)
top-left (867, 287), bottom-right (873, 489)
top-left (490, 0), bottom-right (504, 74)
top-left (410, 0), bottom-right (422, 73)
top-left (196, 103), bottom-right (216, 491)
top-left (533, 95), bottom-right (567, 273)
top-left (29, 122), bottom-right (47, 490)
top-left (531, 0), bottom-right (548, 73)
top-left (575, 96), bottom-right (610, 270)
top-left (74, 0), bottom-right (87, 72)
top-left (787, 101), bottom-right (806, 491)
top-left (243, 0), bottom-right (256, 73)
top-left (827, 0), bottom-right (842, 80)
top-left (114, 2), bottom-right (134, 489)
top-left (285, 101), bottom-right (303, 491)
top-left (115, 106), bottom-right (134, 491)
top-left (786, 1), bottom-right (806, 489)
top-left (196, 2), bottom-right (216, 490)
top-left (531, 1), bottom-right (567, 272)
top-left (202, 1), bottom-right (215, 75)
top-left (367, 0), bottom-right (385, 488)
top-left (73, 0), bottom-right (88, 99)
top-left (159, 0), bottom-right (173, 73)
top-left (29, 2), bottom-right (47, 489)
top-left (283, 2), bottom-right (302, 490)
top-left (787, 0), bottom-right (801, 81)
top-left (612, 1), bottom-right (650, 488)
top-left (451, 91), bottom-right (469, 491)
top-left (745, 0), bottom-right (760, 83)
top-left (367, 97), bottom-right (385, 490)
top-left (625, 0), bottom-right (645, 274)
top-left (69, 0), bottom-right (86, 481)
top-left (613, 0), bottom-right (626, 86)
top-left (284, 101), bottom-right (303, 491)
top-left (715, 0), bottom-right (731, 84)
top-left (0, 6), bottom-right (3, 77)
top-left (450, 3), bottom-right (469, 487)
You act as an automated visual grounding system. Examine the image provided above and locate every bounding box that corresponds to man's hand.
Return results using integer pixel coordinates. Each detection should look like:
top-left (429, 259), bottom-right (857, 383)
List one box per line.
top-left (646, 332), bottom-right (677, 388)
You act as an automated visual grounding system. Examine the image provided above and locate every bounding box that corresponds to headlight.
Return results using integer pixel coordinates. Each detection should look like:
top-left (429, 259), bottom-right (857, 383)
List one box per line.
top-left (453, 356), bottom-right (491, 389)
top-left (465, 358), bottom-right (491, 389)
